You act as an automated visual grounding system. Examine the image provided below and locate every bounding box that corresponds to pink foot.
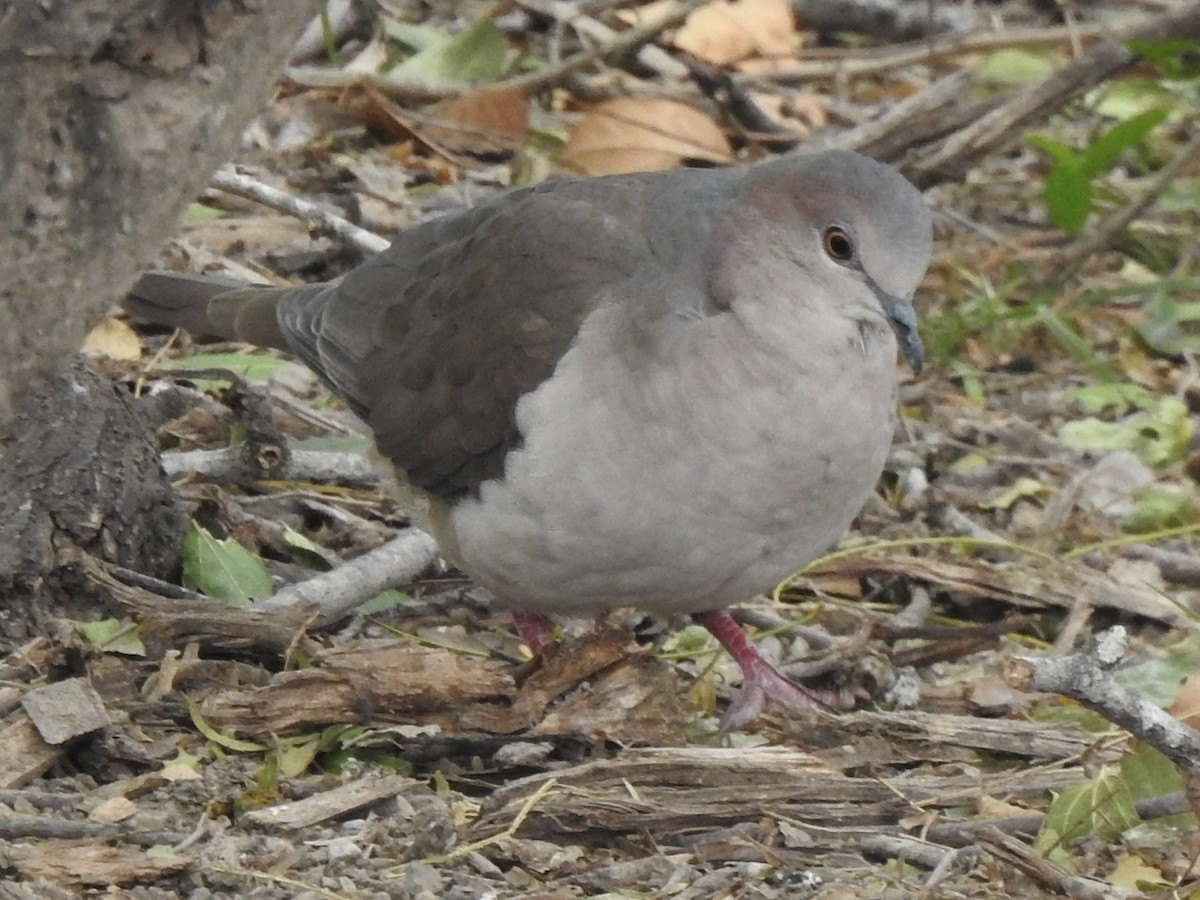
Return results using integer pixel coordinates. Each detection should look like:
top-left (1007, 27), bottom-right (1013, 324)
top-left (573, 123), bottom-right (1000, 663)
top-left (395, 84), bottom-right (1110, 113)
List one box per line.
top-left (693, 609), bottom-right (850, 730)
top-left (511, 610), bottom-right (555, 656)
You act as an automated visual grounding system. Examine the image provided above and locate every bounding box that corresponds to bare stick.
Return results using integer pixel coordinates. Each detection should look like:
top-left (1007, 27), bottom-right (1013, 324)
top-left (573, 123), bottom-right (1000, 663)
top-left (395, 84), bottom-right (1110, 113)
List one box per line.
top-left (499, 0), bottom-right (708, 94)
top-left (0, 815), bottom-right (190, 847)
top-left (907, 4), bottom-right (1200, 186)
top-left (209, 168), bottom-right (389, 255)
top-left (162, 446), bottom-right (380, 488)
top-left (256, 529), bottom-right (439, 622)
top-left (1005, 626), bottom-right (1200, 774)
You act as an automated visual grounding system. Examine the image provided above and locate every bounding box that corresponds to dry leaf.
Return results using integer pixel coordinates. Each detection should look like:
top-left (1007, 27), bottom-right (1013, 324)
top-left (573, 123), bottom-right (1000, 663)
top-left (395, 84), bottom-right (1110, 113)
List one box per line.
top-left (738, 90), bottom-right (826, 139)
top-left (1168, 674), bottom-right (1200, 729)
top-left (674, 0), bottom-right (794, 66)
top-left (423, 86), bottom-right (530, 157)
top-left (88, 796), bottom-right (138, 824)
top-left (615, 0), bottom-right (676, 27)
top-left (561, 98), bottom-right (732, 176)
top-left (355, 84), bottom-right (419, 144)
top-left (83, 316), bottom-right (142, 362)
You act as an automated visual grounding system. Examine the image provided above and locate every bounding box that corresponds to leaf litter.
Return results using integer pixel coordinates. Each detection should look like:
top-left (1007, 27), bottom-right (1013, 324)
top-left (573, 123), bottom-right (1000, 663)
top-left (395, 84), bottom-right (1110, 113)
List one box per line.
top-left (32, 0), bottom-right (1200, 897)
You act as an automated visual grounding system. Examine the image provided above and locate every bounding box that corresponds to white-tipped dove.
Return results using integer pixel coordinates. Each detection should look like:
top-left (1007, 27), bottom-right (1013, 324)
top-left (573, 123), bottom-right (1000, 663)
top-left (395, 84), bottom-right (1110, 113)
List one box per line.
top-left (125, 150), bottom-right (932, 727)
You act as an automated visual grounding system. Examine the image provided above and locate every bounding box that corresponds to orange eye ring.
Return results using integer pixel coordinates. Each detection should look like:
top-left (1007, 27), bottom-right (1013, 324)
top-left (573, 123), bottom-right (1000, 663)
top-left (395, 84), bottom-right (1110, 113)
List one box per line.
top-left (822, 226), bottom-right (855, 262)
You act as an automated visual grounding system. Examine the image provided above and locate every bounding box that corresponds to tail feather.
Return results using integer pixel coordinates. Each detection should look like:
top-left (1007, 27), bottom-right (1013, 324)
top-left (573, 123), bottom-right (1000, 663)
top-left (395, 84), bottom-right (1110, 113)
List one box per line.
top-left (124, 271), bottom-right (292, 350)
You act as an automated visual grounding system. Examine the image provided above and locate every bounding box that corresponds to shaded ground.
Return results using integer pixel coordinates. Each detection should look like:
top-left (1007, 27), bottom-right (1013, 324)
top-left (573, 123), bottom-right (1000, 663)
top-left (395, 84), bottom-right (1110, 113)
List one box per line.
top-left (2, 0), bottom-right (1200, 897)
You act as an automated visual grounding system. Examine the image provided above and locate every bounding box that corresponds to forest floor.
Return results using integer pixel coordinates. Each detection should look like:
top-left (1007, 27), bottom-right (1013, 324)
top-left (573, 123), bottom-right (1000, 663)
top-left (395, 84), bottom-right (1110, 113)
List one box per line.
top-left (2, 0), bottom-right (1200, 897)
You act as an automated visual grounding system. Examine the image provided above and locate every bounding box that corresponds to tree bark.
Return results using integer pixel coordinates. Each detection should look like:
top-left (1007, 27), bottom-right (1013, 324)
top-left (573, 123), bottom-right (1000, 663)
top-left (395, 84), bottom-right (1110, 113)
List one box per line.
top-left (0, 0), bottom-right (321, 429)
top-left (0, 1), bottom-right (319, 638)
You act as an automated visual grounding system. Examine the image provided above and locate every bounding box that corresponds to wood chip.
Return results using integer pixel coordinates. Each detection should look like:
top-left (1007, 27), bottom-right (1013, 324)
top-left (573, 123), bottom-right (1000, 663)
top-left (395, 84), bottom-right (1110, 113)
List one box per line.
top-left (9, 842), bottom-right (189, 887)
top-left (0, 717), bottom-right (61, 789)
top-left (244, 773), bottom-right (414, 829)
top-left (21, 677), bottom-right (111, 745)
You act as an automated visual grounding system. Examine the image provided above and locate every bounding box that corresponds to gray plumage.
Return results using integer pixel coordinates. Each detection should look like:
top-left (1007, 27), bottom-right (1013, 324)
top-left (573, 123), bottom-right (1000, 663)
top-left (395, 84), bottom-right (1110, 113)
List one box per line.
top-left (126, 150), bottom-right (931, 622)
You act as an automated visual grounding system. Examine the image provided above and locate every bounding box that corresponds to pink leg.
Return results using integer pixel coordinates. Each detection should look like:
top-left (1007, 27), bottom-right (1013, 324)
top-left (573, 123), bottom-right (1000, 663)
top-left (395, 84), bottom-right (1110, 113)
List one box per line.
top-left (693, 609), bottom-right (848, 730)
top-left (511, 610), bottom-right (555, 656)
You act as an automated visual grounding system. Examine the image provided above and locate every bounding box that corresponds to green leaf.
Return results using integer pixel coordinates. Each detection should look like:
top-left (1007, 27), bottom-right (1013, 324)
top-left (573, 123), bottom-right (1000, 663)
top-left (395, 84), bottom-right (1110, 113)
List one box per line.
top-left (182, 521), bottom-right (273, 607)
top-left (161, 352), bottom-right (287, 383)
top-left (980, 477), bottom-right (1049, 510)
top-left (75, 618), bottom-right (146, 656)
top-left (386, 16), bottom-right (508, 86)
top-left (318, 724), bottom-right (368, 753)
top-left (1138, 291), bottom-right (1200, 356)
top-left (1115, 631), bottom-right (1200, 708)
top-left (1123, 484), bottom-right (1200, 533)
top-left (1043, 162), bottom-right (1092, 234)
top-left (1119, 744), bottom-right (1186, 807)
top-left (281, 526), bottom-right (335, 572)
top-left (1081, 108), bottom-right (1168, 176)
top-left (355, 588), bottom-right (409, 615)
top-left (180, 203), bottom-right (226, 223)
top-left (974, 48), bottom-right (1058, 86)
top-left (1035, 770), bottom-right (1140, 856)
top-left (1068, 383), bottom-right (1156, 415)
top-left (1028, 135), bottom-right (1081, 168)
top-left (273, 735), bottom-right (321, 777)
top-left (1093, 79), bottom-right (1176, 120)
top-left (382, 19), bottom-right (446, 53)
top-left (292, 433), bottom-right (374, 454)
top-left (1058, 397), bottom-right (1192, 468)
top-left (188, 698), bottom-right (268, 753)
top-left (1127, 38), bottom-right (1200, 80)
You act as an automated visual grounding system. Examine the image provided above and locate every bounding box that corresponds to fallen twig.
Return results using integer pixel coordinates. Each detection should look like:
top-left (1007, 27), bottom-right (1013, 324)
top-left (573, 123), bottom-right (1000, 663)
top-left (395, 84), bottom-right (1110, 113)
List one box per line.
top-left (256, 529), bottom-right (440, 622)
top-left (975, 825), bottom-right (1144, 899)
top-left (210, 168), bottom-right (389, 255)
top-left (0, 814), bottom-right (190, 847)
top-left (907, 3), bottom-right (1200, 186)
top-left (1005, 626), bottom-right (1200, 774)
top-left (161, 446), bottom-right (380, 488)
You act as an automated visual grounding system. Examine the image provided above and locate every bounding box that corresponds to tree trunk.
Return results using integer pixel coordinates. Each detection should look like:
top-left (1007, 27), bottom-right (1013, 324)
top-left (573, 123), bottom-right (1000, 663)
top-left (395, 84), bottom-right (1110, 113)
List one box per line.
top-left (0, 0), bottom-right (320, 637)
top-left (0, 0), bottom-right (320, 427)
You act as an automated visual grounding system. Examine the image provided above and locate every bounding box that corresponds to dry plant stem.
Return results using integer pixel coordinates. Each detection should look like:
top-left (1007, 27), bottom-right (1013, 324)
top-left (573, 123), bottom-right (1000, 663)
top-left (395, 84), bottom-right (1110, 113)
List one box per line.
top-left (256, 529), bottom-right (439, 621)
top-left (929, 503), bottom-right (1013, 556)
top-left (103, 560), bottom-right (209, 603)
top-left (289, 0), bottom-right (364, 65)
top-left (731, 607), bottom-right (836, 650)
top-left (1005, 627), bottom-right (1200, 774)
top-left (1059, 127), bottom-right (1200, 269)
top-left (1123, 544), bottom-right (1200, 588)
top-left (0, 815), bottom-right (190, 847)
top-left (832, 71), bottom-right (992, 162)
top-left (500, 0), bottom-right (708, 95)
top-left (516, 0), bottom-right (688, 79)
top-left (209, 169), bottom-right (389, 255)
top-left (162, 447), bottom-right (380, 488)
top-left (861, 834), bottom-right (984, 879)
top-left (0, 789), bottom-right (81, 810)
top-left (744, 23), bottom-right (1109, 87)
top-left (790, 0), bottom-right (980, 40)
top-left (975, 825), bottom-right (1144, 900)
top-left (908, 3), bottom-right (1200, 186)
top-left (284, 65), bottom-right (461, 102)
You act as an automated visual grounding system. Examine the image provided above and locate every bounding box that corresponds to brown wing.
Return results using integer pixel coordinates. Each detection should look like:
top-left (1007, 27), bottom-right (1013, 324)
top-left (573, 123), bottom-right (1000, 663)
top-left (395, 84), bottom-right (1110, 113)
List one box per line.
top-left (274, 175), bottom-right (678, 500)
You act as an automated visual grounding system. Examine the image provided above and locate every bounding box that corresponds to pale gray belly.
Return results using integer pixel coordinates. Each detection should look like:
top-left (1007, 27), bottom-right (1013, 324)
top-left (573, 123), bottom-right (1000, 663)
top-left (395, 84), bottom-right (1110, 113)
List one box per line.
top-left (443, 313), bottom-right (898, 615)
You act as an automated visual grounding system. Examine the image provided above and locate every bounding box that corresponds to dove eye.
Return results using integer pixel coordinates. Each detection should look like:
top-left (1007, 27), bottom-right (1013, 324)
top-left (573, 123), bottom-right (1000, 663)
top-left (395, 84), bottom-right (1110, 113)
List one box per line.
top-left (822, 226), bottom-right (855, 263)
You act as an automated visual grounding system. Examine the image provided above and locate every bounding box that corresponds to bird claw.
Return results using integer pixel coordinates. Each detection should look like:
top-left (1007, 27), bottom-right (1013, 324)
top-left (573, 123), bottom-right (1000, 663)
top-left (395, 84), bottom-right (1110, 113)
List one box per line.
top-left (694, 608), bottom-right (851, 730)
top-left (511, 610), bottom-right (555, 656)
